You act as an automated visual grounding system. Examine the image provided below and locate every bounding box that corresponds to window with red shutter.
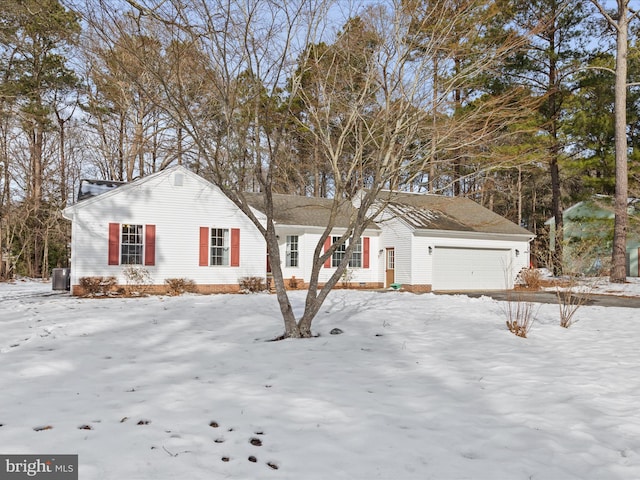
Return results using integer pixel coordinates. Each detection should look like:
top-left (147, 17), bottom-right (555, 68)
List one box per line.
top-left (199, 227), bottom-right (209, 266)
top-left (323, 236), bottom-right (331, 268)
top-left (144, 225), bottom-right (156, 266)
top-left (108, 223), bottom-right (120, 265)
top-left (363, 237), bottom-right (370, 269)
top-left (230, 228), bottom-right (240, 267)
top-left (199, 227), bottom-right (239, 266)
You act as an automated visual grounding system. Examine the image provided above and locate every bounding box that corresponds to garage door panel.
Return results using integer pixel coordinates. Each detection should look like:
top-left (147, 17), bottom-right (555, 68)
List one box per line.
top-left (433, 247), bottom-right (511, 291)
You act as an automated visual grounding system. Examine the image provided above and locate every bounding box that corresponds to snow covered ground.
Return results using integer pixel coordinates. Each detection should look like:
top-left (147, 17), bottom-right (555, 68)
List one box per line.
top-left (1, 279), bottom-right (640, 479)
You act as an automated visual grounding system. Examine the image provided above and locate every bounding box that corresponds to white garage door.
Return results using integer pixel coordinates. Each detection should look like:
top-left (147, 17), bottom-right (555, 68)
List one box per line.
top-left (433, 247), bottom-right (512, 291)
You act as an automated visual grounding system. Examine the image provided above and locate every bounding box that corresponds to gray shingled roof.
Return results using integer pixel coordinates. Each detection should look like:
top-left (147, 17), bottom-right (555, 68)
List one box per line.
top-left (247, 190), bottom-right (530, 236)
top-left (245, 193), bottom-right (379, 229)
top-left (379, 191), bottom-right (532, 235)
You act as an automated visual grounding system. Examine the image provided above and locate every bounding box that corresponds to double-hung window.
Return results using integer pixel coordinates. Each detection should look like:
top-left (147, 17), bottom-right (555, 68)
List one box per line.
top-left (121, 224), bottom-right (144, 265)
top-left (210, 228), bottom-right (230, 266)
top-left (199, 227), bottom-right (240, 267)
top-left (286, 235), bottom-right (299, 267)
top-left (108, 223), bottom-right (155, 266)
top-left (331, 236), bottom-right (362, 268)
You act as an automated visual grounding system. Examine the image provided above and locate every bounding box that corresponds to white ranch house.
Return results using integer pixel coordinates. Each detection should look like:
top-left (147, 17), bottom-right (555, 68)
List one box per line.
top-left (62, 166), bottom-right (533, 295)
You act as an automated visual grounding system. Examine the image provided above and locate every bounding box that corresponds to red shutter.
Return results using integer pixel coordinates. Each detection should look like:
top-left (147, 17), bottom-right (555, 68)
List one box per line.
top-left (199, 227), bottom-right (209, 266)
top-left (323, 236), bottom-right (332, 268)
top-left (363, 237), bottom-right (370, 269)
top-left (108, 223), bottom-right (120, 265)
top-left (230, 228), bottom-right (240, 267)
top-left (144, 225), bottom-right (156, 266)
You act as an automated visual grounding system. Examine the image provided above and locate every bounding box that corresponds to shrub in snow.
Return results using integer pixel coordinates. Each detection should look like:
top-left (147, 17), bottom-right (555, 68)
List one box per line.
top-left (517, 268), bottom-right (542, 290)
top-left (556, 277), bottom-right (595, 328)
top-left (122, 265), bottom-right (152, 296)
top-left (503, 295), bottom-right (536, 338)
top-left (79, 276), bottom-right (116, 296)
top-left (164, 278), bottom-right (196, 296)
top-left (239, 276), bottom-right (266, 293)
top-left (340, 267), bottom-right (354, 288)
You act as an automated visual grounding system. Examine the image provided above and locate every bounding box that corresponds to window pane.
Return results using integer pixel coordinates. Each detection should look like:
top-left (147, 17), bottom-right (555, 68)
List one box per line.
top-left (286, 235), bottom-right (298, 267)
top-left (349, 239), bottom-right (362, 268)
top-left (332, 236), bottom-right (346, 267)
top-left (121, 224), bottom-right (143, 265)
top-left (210, 228), bottom-right (229, 266)
top-left (331, 236), bottom-right (362, 268)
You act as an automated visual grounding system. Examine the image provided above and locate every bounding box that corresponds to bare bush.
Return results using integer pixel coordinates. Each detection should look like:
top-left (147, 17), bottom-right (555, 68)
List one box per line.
top-left (517, 268), bottom-right (542, 290)
top-left (556, 278), bottom-right (595, 328)
top-left (239, 276), bottom-right (266, 293)
top-left (122, 265), bottom-right (152, 296)
top-left (79, 276), bottom-right (116, 296)
top-left (503, 295), bottom-right (536, 338)
top-left (164, 278), bottom-right (197, 296)
top-left (340, 268), bottom-right (354, 289)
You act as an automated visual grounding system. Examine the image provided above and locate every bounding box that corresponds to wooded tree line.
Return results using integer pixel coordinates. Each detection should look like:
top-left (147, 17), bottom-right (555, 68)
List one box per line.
top-left (0, 0), bottom-right (638, 281)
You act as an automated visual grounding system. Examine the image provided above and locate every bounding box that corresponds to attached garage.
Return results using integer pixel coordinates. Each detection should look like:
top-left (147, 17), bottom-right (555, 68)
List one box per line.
top-left (375, 191), bottom-right (535, 293)
top-left (432, 246), bottom-right (512, 291)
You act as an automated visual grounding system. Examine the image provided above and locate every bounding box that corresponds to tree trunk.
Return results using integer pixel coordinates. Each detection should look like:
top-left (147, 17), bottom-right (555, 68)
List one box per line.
top-left (30, 126), bottom-right (44, 277)
top-left (610, 3), bottom-right (629, 283)
top-left (429, 57), bottom-right (438, 194)
top-left (453, 69), bottom-right (462, 196)
top-left (118, 114), bottom-right (125, 181)
top-left (550, 157), bottom-right (563, 275)
top-left (0, 218), bottom-right (4, 280)
top-left (58, 115), bottom-right (67, 206)
top-left (517, 166), bottom-right (522, 227)
top-left (136, 105), bottom-right (145, 178)
top-left (547, 11), bottom-right (564, 276)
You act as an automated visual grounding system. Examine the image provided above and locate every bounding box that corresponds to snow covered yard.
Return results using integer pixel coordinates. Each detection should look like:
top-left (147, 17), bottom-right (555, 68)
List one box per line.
top-left (1, 280), bottom-right (640, 479)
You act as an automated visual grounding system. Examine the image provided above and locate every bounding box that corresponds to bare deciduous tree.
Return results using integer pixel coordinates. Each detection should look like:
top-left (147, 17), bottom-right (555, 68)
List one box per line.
top-left (78, 0), bottom-right (536, 337)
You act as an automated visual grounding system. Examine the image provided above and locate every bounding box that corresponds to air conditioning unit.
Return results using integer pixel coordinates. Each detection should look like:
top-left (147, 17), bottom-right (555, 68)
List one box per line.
top-left (52, 268), bottom-right (71, 291)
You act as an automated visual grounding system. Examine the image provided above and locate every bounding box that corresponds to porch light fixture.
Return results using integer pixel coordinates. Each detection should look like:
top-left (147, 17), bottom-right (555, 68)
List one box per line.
top-left (515, 249), bottom-right (520, 257)
top-left (428, 246), bottom-right (433, 255)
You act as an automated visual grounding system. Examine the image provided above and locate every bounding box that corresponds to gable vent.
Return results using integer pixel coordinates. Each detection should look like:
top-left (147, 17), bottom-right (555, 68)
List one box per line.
top-left (174, 173), bottom-right (184, 186)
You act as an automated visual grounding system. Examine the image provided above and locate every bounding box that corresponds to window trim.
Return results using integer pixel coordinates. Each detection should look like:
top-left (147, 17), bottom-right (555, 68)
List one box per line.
top-left (199, 226), bottom-right (240, 267)
top-left (121, 223), bottom-right (144, 265)
top-left (286, 235), bottom-right (299, 268)
top-left (210, 228), bottom-right (230, 266)
top-left (108, 223), bottom-right (156, 266)
top-left (331, 236), bottom-right (362, 268)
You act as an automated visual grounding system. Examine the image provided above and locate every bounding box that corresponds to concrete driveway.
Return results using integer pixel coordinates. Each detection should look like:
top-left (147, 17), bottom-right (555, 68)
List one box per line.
top-left (436, 290), bottom-right (640, 308)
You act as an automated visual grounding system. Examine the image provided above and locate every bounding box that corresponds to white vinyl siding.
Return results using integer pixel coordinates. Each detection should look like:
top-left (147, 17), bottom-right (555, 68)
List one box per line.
top-left (279, 230), bottom-right (380, 285)
top-left (65, 167), bottom-right (265, 289)
top-left (378, 217), bottom-right (413, 286)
